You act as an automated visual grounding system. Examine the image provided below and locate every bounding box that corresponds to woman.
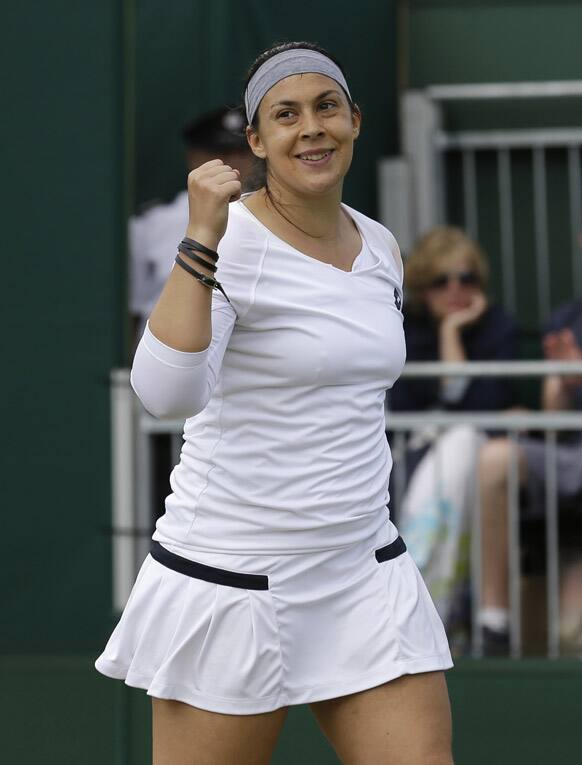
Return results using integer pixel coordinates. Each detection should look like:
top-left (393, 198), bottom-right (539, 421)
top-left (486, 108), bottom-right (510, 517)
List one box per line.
top-left (390, 226), bottom-right (517, 415)
top-left (389, 227), bottom-right (519, 646)
top-left (96, 42), bottom-right (454, 764)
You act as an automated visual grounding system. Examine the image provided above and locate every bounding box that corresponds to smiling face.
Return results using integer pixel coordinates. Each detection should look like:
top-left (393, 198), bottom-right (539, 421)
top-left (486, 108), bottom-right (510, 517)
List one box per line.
top-left (246, 72), bottom-right (360, 198)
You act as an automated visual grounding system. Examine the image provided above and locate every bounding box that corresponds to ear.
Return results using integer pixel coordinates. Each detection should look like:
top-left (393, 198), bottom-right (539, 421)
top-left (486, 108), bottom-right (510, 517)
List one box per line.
top-left (246, 125), bottom-right (267, 159)
top-left (351, 105), bottom-right (362, 140)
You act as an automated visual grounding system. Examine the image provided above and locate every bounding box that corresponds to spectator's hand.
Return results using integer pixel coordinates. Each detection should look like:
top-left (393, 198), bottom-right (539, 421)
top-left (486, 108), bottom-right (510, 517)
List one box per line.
top-left (185, 159), bottom-right (242, 249)
top-left (544, 328), bottom-right (582, 388)
top-left (440, 292), bottom-right (488, 333)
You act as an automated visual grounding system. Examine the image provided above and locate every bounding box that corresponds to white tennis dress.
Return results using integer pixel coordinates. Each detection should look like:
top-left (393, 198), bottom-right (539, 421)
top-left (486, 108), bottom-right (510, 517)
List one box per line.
top-left (95, 199), bottom-right (453, 713)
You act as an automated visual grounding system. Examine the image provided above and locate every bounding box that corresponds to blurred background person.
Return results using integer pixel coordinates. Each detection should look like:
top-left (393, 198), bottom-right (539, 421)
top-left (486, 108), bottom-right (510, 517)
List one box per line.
top-left (388, 226), bottom-right (520, 651)
top-left (129, 106), bottom-right (255, 340)
top-left (478, 296), bottom-right (582, 656)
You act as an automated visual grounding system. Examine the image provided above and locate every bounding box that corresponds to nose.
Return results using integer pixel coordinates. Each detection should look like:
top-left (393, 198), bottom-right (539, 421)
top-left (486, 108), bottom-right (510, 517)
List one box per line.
top-left (300, 110), bottom-right (325, 139)
top-left (447, 279), bottom-right (465, 296)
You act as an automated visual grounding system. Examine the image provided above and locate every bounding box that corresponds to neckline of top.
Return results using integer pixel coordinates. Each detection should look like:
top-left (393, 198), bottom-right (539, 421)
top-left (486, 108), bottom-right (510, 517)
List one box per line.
top-left (236, 196), bottom-right (381, 275)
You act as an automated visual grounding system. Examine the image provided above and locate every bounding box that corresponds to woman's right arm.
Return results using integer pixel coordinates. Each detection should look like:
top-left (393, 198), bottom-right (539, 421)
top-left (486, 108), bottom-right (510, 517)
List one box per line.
top-left (148, 159), bottom-right (241, 352)
top-left (130, 160), bottom-right (241, 418)
top-left (130, 300), bottom-right (235, 419)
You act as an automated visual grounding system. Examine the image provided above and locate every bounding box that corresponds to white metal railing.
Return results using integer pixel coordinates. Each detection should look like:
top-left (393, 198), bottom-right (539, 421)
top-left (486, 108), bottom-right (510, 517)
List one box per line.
top-left (110, 361), bottom-right (582, 658)
top-left (400, 81), bottom-right (582, 318)
top-left (426, 82), bottom-right (582, 101)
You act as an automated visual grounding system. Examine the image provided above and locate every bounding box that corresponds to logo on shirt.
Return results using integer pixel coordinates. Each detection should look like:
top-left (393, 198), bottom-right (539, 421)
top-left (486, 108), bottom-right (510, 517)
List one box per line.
top-left (394, 287), bottom-right (402, 311)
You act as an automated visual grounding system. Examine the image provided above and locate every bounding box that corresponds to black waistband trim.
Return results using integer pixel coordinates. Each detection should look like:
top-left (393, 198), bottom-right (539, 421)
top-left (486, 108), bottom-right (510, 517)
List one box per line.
top-left (375, 535), bottom-right (407, 563)
top-left (150, 541), bottom-right (269, 590)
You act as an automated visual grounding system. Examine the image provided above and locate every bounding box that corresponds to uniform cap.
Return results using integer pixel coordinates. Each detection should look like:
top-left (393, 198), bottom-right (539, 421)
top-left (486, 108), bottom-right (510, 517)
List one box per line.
top-left (181, 107), bottom-right (247, 151)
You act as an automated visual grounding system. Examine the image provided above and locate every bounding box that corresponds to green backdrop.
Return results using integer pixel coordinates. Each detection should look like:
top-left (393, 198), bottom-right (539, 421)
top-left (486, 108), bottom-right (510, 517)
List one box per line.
top-left (2, 2), bottom-right (126, 652)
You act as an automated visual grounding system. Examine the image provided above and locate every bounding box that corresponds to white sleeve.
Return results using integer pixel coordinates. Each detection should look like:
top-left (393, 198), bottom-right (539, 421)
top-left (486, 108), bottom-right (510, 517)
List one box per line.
top-left (130, 296), bottom-right (236, 419)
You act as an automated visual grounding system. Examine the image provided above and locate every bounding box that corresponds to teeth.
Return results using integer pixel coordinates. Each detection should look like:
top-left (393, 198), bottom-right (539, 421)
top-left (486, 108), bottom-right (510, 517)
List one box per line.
top-left (301, 151), bottom-right (330, 161)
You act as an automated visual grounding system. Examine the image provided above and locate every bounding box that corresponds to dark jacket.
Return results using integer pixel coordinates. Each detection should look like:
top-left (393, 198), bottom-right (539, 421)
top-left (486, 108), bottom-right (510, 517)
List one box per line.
top-left (390, 303), bottom-right (519, 412)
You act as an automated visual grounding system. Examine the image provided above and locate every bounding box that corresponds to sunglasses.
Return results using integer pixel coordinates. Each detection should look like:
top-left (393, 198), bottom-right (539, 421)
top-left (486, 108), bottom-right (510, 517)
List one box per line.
top-left (428, 270), bottom-right (480, 290)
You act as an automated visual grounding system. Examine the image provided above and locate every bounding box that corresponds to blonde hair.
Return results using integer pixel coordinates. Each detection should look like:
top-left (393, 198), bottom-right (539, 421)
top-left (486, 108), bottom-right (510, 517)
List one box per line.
top-left (405, 226), bottom-right (489, 313)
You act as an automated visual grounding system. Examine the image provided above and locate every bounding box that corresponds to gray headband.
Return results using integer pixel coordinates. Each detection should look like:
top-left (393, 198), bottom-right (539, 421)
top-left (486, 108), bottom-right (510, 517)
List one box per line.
top-left (244, 49), bottom-right (351, 125)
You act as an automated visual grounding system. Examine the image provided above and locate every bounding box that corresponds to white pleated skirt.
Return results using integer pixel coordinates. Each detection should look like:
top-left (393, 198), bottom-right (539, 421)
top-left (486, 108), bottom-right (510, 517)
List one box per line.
top-left (95, 522), bottom-right (453, 714)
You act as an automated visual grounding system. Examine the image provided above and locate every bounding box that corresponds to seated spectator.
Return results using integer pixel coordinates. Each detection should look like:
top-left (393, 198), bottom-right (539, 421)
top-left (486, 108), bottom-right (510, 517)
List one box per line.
top-left (478, 299), bottom-right (582, 656)
top-left (388, 226), bottom-right (520, 650)
top-left (129, 106), bottom-right (255, 340)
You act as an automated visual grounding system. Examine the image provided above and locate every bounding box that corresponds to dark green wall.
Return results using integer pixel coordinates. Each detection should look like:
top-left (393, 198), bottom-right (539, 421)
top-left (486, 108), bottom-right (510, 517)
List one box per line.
top-left (134, 0), bottom-right (399, 217)
top-left (2, 3), bottom-right (126, 650)
top-left (405, 0), bottom-right (582, 87)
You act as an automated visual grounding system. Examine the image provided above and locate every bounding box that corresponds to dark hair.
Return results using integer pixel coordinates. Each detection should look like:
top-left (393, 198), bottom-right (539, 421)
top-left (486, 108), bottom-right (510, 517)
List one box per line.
top-left (242, 41), bottom-right (359, 193)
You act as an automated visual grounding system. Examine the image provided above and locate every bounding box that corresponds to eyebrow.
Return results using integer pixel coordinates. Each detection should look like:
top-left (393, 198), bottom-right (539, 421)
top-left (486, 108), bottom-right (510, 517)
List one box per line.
top-left (269, 90), bottom-right (342, 110)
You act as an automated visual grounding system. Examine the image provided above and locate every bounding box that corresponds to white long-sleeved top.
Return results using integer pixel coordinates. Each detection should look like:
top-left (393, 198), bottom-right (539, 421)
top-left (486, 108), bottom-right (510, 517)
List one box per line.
top-left (131, 199), bottom-right (406, 554)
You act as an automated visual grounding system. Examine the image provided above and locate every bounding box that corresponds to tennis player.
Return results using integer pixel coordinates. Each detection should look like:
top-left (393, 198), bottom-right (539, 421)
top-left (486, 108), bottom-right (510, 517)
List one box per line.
top-left (96, 41), bottom-right (454, 765)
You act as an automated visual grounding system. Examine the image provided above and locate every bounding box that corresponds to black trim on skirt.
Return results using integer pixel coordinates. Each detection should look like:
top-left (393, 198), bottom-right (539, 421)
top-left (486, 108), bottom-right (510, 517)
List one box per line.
top-left (375, 535), bottom-right (407, 563)
top-left (150, 541), bottom-right (270, 590)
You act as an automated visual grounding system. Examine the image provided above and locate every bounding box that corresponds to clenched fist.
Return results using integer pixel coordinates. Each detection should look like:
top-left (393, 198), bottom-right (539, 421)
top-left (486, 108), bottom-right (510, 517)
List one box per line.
top-left (185, 159), bottom-right (242, 249)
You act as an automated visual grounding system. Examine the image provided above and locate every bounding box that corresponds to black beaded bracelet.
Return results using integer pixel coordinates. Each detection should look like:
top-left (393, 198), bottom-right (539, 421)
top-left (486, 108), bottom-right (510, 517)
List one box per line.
top-left (177, 242), bottom-right (217, 273)
top-left (174, 254), bottom-right (231, 303)
top-left (181, 237), bottom-right (219, 263)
